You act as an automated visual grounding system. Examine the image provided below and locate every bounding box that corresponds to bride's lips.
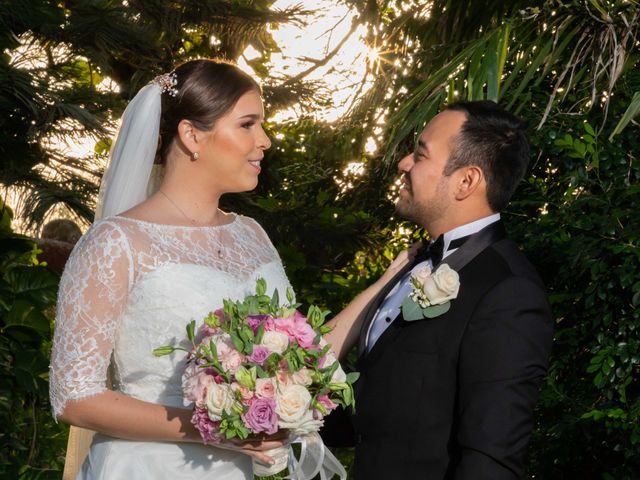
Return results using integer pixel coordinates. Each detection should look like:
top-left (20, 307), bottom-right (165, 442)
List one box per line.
top-left (248, 158), bottom-right (262, 173)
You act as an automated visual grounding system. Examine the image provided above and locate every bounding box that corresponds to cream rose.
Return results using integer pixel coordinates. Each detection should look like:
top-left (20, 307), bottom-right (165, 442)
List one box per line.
top-left (260, 331), bottom-right (290, 354)
top-left (291, 368), bottom-right (312, 387)
top-left (205, 383), bottom-right (235, 421)
top-left (422, 263), bottom-right (460, 305)
top-left (276, 384), bottom-right (311, 428)
top-left (290, 409), bottom-right (324, 436)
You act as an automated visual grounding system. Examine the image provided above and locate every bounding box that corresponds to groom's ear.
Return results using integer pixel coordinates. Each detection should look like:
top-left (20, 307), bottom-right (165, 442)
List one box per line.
top-left (453, 165), bottom-right (484, 201)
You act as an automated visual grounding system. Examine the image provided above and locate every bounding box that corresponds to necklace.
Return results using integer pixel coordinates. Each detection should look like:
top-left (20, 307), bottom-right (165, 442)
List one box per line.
top-left (159, 190), bottom-right (199, 225)
top-left (158, 190), bottom-right (224, 258)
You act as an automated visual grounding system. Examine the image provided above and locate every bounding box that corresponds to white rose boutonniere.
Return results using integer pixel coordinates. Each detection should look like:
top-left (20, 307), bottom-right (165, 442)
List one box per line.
top-left (402, 263), bottom-right (460, 321)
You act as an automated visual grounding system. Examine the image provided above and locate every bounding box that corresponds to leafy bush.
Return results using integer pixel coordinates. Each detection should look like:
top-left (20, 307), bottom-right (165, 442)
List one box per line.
top-left (0, 198), bottom-right (67, 479)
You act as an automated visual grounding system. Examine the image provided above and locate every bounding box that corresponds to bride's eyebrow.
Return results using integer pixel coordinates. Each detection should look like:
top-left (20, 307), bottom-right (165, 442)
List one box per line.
top-left (237, 113), bottom-right (261, 121)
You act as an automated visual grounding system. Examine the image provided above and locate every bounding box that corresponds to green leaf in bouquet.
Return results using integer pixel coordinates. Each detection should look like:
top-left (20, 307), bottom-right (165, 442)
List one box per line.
top-left (255, 365), bottom-right (270, 379)
top-left (208, 339), bottom-right (219, 360)
top-left (346, 372), bottom-right (360, 384)
top-left (343, 385), bottom-right (353, 407)
top-left (153, 345), bottom-right (180, 357)
top-left (256, 278), bottom-right (267, 296)
top-left (265, 352), bottom-right (281, 372)
top-left (255, 322), bottom-right (265, 344)
top-left (319, 325), bottom-right (332, 335)
top-left (310, 369), bottom-right (324, 385)
top-left (286, 286), bottom-right (295, 304)
top-left (231, 333), bottom-right (245, 354)
top-left (270, 288), bottom-right (280, 311)
top-left (322, 359), bottom-right (340, 382)
top-left (186, 320), bottom-right (196, 345)
top-left (239, 325), bottom-right (255, 355)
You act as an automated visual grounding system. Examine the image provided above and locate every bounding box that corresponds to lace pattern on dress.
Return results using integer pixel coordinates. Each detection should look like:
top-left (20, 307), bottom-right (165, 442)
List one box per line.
top-left (49, 214), bottom-right (290, 418)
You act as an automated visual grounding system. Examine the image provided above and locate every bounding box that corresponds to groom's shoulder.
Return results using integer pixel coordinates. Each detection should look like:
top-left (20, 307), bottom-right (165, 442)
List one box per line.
top-left (482, 237), bottom-right (545, 288)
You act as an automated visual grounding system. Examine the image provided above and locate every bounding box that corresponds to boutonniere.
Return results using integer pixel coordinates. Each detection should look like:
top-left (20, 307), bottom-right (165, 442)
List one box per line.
top-left (401, 263), bottom-right (460, 321)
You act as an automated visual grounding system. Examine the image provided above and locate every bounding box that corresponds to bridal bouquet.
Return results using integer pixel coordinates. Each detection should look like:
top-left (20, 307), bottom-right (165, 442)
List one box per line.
top-left (154, 279), bottom-right (357, 477)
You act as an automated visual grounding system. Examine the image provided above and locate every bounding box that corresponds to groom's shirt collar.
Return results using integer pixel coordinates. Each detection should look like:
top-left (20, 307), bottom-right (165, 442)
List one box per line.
top-left (441, 213), bottom-right (501, 259)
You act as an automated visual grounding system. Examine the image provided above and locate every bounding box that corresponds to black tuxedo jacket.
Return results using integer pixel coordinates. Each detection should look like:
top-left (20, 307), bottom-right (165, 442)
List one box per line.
top-left (325, 221), bottom-right (553, 479)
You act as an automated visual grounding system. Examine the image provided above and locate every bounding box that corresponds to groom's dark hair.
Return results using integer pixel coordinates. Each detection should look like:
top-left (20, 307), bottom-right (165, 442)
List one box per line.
top-left (443, 100), bottom-right (530, 212)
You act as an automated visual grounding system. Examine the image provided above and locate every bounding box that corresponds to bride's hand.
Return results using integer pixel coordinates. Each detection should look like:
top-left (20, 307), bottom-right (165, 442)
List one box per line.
top-left (380, 242), bottom-right (421, 282)
top-left (217, 431), bottom-right (289, 465)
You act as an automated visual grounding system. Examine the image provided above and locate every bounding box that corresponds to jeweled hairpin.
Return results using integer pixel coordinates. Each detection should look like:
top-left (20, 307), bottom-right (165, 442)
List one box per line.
top-left (152, 72), bottom-right (178, 97)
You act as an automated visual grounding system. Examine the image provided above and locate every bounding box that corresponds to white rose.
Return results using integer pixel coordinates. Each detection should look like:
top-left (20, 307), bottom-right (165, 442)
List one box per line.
top-left (276, 384), bottom-right (311, 427)
top-left (422, 263), bottom-right (460, 305)
top-left (205, 383), bottom-right (235, 421)
top-left (290, 409), bottom-right (324, 436)
top-left (291, 368), bottom-right (312, 387)
top-left (260, 331), bottom-right (289, 354)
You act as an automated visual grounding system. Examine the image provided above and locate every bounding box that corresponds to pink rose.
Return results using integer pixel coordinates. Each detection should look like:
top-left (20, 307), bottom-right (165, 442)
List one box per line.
top-left (241, 398), bottom-right (278, 435)
top-left (248, 345), bottom-right (270, 366)
top-left (232, 384), bottom-right (255, 405)
top-left (255, 378), bottom-right (276, 399)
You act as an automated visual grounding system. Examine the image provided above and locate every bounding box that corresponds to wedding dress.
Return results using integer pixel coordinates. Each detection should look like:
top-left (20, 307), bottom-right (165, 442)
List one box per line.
top-left (49, 214), bottom-right (292, 479)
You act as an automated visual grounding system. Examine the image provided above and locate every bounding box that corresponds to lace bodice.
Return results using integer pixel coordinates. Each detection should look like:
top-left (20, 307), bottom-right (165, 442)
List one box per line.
top-left (49, 214), bottom-right (292, 418)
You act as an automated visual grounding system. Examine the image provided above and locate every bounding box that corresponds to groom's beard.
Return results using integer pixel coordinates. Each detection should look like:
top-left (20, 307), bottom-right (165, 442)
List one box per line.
top-left (395, 176), bottom-right (449, 228)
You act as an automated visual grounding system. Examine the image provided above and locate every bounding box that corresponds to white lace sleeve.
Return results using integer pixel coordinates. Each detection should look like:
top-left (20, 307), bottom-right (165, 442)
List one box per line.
top-left (49, 221), bottom-right (133, 419)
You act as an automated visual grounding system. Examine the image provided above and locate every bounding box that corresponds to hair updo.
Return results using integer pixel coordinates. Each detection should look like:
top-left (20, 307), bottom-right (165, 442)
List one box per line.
top-left (157, 59), bottom-right (261, 163)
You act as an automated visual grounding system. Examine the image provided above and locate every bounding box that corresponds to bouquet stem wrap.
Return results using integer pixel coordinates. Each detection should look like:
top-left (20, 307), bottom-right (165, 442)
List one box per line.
top-left (253, 432), bottom-right (346, 480)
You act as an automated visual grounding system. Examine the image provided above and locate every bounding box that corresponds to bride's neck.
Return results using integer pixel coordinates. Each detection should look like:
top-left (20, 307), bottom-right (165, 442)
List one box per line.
top-left (156, 173), bottom-right (222, 226)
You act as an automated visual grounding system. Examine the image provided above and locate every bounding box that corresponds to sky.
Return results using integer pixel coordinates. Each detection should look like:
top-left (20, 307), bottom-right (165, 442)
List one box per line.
top-left (243, 0), bottom-right (373, 122)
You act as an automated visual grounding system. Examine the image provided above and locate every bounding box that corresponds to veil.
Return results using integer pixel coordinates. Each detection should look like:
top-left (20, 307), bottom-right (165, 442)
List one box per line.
top-left (94, 83), bottom-right (164, 220)
top-left (63, 81), bottom-right (165, 480)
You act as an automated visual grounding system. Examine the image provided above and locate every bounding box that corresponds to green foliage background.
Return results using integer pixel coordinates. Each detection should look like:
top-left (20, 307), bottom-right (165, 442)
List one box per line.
top-left (1, 0), bottom-right (639, 479)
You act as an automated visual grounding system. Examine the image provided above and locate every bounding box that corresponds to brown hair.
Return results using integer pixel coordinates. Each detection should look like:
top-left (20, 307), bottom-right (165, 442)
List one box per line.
top-left (444, 100), bottom-right (530, 212)
top-left (157, 59), bottom-right (261, 163)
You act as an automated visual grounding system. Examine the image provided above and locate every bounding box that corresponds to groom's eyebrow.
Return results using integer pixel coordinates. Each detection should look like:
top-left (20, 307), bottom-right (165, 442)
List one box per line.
top-left (416, 139), bottom-right (429, 154)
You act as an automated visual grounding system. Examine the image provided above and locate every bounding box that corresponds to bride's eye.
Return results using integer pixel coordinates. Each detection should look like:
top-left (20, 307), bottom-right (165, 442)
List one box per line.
top-left (241, 121), bottom-right (255, 129)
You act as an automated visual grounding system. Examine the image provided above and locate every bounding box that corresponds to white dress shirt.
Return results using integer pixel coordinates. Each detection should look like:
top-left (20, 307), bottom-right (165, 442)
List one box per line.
top-left (365, 213), bottom-right (501, 352)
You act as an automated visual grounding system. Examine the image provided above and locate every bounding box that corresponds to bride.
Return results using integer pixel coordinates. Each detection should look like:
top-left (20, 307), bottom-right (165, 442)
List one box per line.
top-left (49, 59), bottom-right (292, 479)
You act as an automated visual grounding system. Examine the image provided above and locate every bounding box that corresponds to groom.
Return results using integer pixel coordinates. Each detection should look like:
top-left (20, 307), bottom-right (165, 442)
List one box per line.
top-left (326, 101), bottom-right (553, 479)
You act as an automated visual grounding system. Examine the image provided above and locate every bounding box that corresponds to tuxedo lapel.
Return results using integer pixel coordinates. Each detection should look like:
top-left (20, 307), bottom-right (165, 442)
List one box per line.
top-left (438, 220), bottom-right (507, 272)
top-left (357, 261), bottom-right (414, 354)
top-left (359, 221), bottom-right (508, 366)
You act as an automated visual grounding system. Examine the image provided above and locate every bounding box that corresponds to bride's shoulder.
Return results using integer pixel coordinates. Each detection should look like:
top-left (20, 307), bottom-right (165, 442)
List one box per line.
top-left (73, 217), bottom-right (132, 251)
top-left (233, 214), bottom-right (270, 238)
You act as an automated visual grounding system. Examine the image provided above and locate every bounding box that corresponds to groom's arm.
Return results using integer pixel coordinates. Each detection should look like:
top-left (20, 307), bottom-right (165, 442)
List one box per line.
top-left (452, 275), bottom-right (553, 480)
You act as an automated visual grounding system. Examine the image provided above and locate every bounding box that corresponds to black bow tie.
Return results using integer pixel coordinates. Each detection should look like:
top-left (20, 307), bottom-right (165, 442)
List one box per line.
top-left (416, 234), bottom-right (471, 266)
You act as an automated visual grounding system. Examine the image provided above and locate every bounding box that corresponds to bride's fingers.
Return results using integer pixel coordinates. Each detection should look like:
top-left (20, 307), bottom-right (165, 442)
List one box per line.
top-left (246, 450), bottom-right (275, 465)
top-left (230, 438), bottom-right (286, 451)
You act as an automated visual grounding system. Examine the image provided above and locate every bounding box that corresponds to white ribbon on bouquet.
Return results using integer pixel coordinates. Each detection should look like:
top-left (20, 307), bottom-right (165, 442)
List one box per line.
top-left (286, 432), bottom-right (346, 480)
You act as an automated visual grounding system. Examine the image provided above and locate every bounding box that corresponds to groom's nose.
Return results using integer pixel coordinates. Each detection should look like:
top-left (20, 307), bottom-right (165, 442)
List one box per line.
top-left (398, 153), bottom-right (413, 172)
